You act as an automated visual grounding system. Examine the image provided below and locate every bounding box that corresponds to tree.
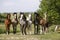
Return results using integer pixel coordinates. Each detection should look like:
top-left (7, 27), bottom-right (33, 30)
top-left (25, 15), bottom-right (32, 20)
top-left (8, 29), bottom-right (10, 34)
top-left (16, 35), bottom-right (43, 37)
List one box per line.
top-left (37, 0), bottom-right (60, 25)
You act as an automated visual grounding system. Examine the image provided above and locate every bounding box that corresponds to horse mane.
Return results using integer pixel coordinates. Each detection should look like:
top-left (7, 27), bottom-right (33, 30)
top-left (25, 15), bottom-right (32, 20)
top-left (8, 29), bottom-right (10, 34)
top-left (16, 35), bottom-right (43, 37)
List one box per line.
top-left (23, 14), bottom-right (26, 20)
top-left (19, 12), bottom-right (24, 18)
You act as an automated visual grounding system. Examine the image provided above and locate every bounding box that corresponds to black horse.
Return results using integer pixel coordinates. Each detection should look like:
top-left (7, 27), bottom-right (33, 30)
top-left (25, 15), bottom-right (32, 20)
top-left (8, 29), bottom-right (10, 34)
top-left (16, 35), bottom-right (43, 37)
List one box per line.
top-left (33, 12), bottom-right (40, 34)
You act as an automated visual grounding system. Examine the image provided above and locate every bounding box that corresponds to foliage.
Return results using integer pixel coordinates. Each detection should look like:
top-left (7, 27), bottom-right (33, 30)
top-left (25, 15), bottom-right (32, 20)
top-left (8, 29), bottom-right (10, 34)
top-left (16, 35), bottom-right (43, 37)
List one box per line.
top-left (37, 0), bottom-right (60, 25)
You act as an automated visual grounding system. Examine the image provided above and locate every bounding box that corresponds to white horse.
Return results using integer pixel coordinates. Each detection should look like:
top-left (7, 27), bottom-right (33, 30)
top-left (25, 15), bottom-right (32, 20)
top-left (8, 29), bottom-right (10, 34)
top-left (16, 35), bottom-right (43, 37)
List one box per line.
top-left (26, 14), bottom-right (32, 34)
top-left (20, 14), bottom-right (25, 25)
top-left (19, 13), bottom-right (27, 35)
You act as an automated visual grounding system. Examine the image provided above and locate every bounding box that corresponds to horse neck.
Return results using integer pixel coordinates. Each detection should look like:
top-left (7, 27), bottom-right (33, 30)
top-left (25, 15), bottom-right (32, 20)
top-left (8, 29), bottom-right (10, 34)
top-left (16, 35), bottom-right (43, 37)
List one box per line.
top-left (23, 15), bottom-right (26, 21)
top-left (20, 15), bottom-right (23, 20)
top-left (21, 16), bottom-right (23, 18)
top-left (7, 17), bottom-right (10, 20)
top-left (35, 16), bottom-right (39, 20)
top-left (13, 15), bottom-right (17, 19)
top-left (20, 15), bottom-right (25, 21)
top-left (27, 16), bottom-right (32, 21)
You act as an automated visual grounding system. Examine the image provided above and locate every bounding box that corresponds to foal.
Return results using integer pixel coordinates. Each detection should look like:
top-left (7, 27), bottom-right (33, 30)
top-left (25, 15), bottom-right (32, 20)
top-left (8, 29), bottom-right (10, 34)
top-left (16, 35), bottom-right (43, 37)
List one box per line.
top-left (5, 14), bottom-right (11, 34)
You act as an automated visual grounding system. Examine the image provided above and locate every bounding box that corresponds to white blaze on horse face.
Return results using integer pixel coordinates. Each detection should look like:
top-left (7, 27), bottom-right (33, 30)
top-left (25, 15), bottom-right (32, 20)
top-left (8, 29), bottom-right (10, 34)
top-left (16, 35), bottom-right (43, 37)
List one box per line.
top-left (21, 14), bottom-right (23, 18)
top-left (14, 14), bottom-right (16, 16)
top-left (20, 14), bottom-right (23, 20)
top-left (29, 14), bottom-right (31, 17)
top-left (27, 17), bottom-right (29, 21)
top-left (27, 14), bottom-right (31, 21)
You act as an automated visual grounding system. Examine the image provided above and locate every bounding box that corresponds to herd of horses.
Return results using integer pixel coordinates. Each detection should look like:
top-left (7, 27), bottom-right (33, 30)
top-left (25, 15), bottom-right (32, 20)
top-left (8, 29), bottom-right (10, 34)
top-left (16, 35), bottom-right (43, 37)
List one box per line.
top-left (5, 12), bottom-right (49, 35)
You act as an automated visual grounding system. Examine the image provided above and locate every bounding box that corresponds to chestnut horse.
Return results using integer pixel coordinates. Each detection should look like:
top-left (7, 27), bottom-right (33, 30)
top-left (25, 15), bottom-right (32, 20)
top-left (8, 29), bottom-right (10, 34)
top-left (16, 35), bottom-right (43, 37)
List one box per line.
top-left (39, 18), bottom-right (49, 34)
top-left (5, 14), bottom-right (11, 34)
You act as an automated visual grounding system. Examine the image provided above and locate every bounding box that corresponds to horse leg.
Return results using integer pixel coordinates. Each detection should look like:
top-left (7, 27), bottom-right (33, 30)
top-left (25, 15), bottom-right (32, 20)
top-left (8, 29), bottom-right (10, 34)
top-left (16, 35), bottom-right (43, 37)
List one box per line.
top-left (42, 26), bottom-right (45, 34)
top-left (14, 25), bottom-right (17, 34)
top-left (12, 24), bottom-right (14, 34)
top-left (40, 25), bottom-right (42, 34)
top-left (45, 27), bottom-right (48, 33)
top-left (24, 24), bottom-right (27, 35)
top-left (34, 24), bottom-right (36, 34)
top-left (13, 23), bottom-right (17, 34)
top-left (20, 24), bottom-right (22, 34)
top-left (15, 25), bottom-right (17, 33)
top-left (42, 25), bottom-right (47, 34)
top-left (6, 24), bottom-right (10, 35)
top-left (44, 26), bottom-right (46, 34)
top-left (21, 25), bottom-right (24, 35)
top-left (27, 23), bottom-right (31, 34)
top-left (44, 24), bottom-right (49, 34)
top-left (45, 23), bottom-right (49, 33)
top-left (36, 25), bottom-right (38, 34)
top-left (27, 22), bottom-right (29, 34)
top-left (29, 24), bottom-right (32, 34)
top-left (34, 24), bottom-right (37, 34)
top-left (37, 24), bottom-right (40, 34)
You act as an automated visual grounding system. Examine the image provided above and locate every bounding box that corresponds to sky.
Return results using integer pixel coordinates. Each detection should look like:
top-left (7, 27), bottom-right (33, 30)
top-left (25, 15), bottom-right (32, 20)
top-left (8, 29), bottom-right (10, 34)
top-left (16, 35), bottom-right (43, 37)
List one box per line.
top-left (0, 0), bottom-right (41, 13)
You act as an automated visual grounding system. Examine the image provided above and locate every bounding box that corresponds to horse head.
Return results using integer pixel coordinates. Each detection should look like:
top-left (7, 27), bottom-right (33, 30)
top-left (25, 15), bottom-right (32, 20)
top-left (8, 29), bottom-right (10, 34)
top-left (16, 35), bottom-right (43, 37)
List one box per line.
top-left (7, 13), bottom-right (11, 19)
top-left (5, 13), bottom-right (11, 25)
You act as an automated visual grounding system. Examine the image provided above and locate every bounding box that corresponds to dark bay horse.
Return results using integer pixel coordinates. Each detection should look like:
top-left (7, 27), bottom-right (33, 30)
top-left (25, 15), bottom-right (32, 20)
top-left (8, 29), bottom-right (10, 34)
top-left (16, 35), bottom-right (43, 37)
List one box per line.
top-left (5, 13), bottom-right (11, 34)
top-left (19, 12), bottom-right (27, 35)
top-left (11, 13), bottom-right (18, 34)
top-left (34, 12), bottom-right (40, 34)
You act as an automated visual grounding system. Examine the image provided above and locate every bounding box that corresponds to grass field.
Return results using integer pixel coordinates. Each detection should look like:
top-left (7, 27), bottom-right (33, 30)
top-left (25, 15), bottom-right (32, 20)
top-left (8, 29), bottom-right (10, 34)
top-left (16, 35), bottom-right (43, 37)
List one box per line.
top-left (0, 23), bottom-right (60, 40)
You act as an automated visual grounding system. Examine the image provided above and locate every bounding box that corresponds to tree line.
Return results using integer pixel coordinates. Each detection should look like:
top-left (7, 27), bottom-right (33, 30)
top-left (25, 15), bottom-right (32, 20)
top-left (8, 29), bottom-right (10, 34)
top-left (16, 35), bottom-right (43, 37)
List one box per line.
top-left (37, 0), bottom-right (60, 25)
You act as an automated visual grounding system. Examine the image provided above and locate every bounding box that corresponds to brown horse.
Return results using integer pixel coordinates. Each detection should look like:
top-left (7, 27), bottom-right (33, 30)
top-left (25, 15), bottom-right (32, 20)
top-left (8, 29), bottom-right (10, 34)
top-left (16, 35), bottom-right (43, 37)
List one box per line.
top-left (36, 13), bottom-right (49, 34)
top-left (39, 18), bottom-right (49, 34)
top-left (11, 13), bottom-right (18, 34)
top-left (5, 14), bottom-right (11, 34)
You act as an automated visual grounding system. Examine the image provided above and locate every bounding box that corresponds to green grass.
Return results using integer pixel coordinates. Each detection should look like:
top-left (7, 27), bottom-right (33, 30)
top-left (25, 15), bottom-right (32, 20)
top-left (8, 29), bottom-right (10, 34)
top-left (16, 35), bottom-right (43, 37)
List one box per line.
top-left (0, 24), bottom-right (60, 40)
